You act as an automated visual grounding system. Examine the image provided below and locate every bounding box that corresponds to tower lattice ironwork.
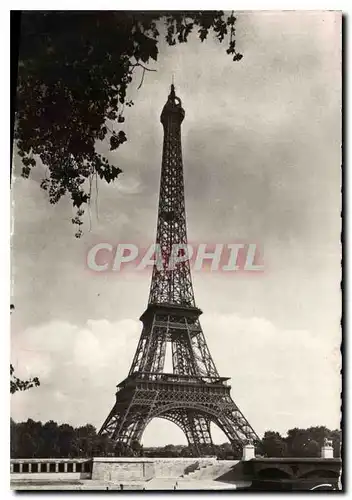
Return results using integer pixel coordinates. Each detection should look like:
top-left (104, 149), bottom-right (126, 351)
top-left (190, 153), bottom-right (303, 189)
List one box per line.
top-left (99, 85), bottom-right (260, 456)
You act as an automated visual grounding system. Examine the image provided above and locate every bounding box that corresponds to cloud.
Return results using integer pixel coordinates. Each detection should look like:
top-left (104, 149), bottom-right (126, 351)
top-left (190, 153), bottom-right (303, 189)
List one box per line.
top-left (202, 313), bottom-right (341, 437)
top-left (11, 313), bottom-right (340, 445)
top-left (11, 318), bottom-right (140, 425)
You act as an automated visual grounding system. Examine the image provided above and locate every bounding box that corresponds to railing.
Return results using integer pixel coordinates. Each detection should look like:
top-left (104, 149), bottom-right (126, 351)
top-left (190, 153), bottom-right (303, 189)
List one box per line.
top-left (135, 372), bottom-right (230, 385)
top-left (153, 320), bottom-right (201, 331)
top-left (10, 458), bottom-right (92, 475)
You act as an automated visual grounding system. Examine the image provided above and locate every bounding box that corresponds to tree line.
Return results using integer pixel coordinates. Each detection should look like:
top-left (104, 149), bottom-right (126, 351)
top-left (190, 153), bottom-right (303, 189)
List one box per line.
top-left (11, 419), bottom-right (341, 459)
top-left (260, 428), bottom-right (341, 458)
top-left (11, 420), bottom-right (113, 459)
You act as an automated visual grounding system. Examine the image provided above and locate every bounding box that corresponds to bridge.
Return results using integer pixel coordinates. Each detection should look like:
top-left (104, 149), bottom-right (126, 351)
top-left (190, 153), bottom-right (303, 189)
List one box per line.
top-left (243, 457), bottom-right (341, 490)
top-left (10, 454), bottom-right (342, 491)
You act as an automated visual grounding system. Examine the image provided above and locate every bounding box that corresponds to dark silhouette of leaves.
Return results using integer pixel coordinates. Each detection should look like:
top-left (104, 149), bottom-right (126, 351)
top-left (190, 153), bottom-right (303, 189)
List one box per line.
top-left (10, 364), bottom-right (40, 394)
top-left (14, 11), bottom-right (242, 237)
top-left (10, 304), bottom-right (40, 395)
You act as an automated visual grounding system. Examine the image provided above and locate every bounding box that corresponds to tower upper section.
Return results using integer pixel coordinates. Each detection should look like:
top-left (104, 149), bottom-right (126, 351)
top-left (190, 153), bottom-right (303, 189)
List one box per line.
top-left (148, 84), bottom-right (195, 307)
top-left (160, 84), bottom-right (185, 126)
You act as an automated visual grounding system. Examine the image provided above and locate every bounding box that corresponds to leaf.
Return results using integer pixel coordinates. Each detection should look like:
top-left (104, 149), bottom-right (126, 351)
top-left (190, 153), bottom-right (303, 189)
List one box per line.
top-left (110, 135), bottom-right (119, 151)
top-left (15, 11), bottom-right (242, 237)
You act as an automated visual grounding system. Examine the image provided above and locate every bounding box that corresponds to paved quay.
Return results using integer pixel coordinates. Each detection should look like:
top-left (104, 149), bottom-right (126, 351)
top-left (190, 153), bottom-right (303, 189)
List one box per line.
top-left (11, 478), bottom-right (247, 491)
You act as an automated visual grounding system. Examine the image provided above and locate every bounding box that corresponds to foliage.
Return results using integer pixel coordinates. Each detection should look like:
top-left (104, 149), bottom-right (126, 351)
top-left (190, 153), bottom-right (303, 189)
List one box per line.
top-left (15, 11), bottom-right (242, 237)
top-left (10, 364), bottom-right (40, 395)
top-left (10, 419), bottom-right (112, 458)
top-left (11, 418), bottom-right (341, 459)
top-left (261, 427), bottom-right (341, 458)
top-left (10, 304), bottom-right (40, 394)
top-left (260, 431), bottom-right (288, 457)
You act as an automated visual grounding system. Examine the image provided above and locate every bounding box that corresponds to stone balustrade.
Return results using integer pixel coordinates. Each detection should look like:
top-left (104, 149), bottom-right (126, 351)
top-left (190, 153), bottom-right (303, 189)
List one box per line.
top-left (91, 457), bottom-right (217, 482)
top-left (10, 458), bottom-right (92, 479)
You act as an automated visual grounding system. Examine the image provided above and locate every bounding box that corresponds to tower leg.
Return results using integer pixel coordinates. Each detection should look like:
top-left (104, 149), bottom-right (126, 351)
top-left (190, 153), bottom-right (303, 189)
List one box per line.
top-left (182, 412), bottom-right (214, 456)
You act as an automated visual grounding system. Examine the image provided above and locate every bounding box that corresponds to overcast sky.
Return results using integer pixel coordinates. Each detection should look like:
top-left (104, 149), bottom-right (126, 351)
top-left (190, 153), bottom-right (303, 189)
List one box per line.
top-left (11, 11), bottom-right (341, 446)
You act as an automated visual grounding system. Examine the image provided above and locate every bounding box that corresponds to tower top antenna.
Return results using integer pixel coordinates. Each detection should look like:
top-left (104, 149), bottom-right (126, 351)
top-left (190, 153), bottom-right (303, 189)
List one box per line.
top-left (170, 74), bottom-right (176, 96)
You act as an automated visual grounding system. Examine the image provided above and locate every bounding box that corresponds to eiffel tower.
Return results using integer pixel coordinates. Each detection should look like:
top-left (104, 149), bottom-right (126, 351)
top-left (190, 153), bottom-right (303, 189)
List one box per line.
top-left (99, 84), bottom-right (260, 456)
